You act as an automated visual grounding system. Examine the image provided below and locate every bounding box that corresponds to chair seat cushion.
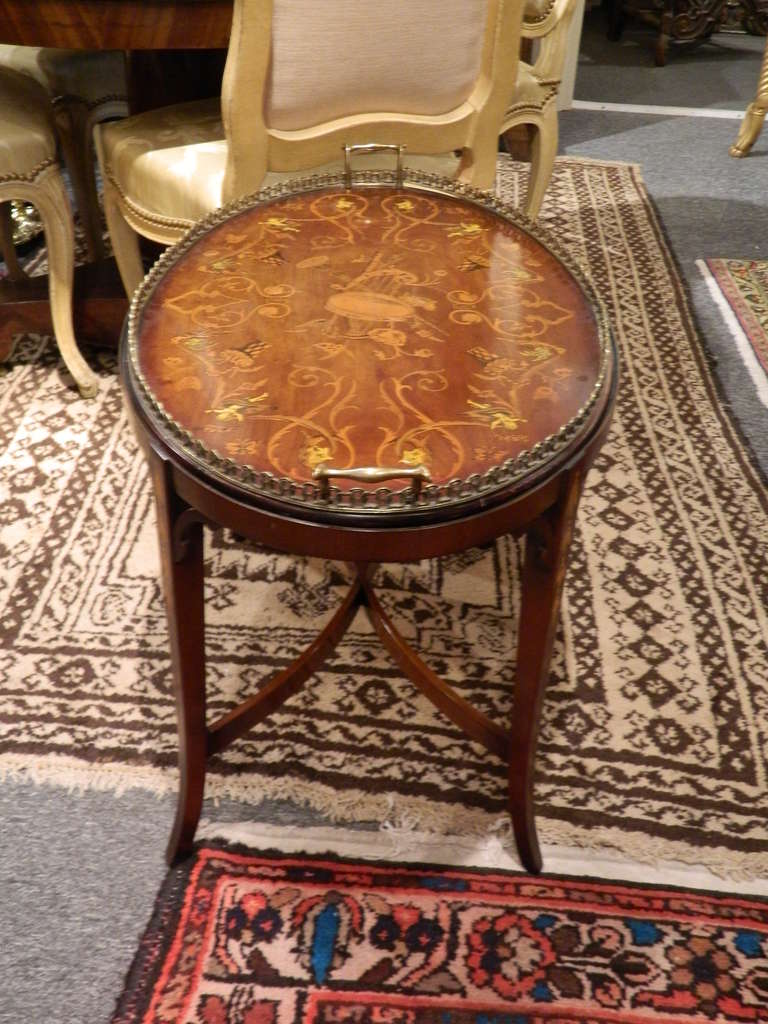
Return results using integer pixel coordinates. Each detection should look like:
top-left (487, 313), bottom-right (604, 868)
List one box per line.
top-left (0, 45), bottom-right (127, 106)
top-left (0, 66), bottom-right (57, 178)
top-left (99, 99), bottom-right (464, 231)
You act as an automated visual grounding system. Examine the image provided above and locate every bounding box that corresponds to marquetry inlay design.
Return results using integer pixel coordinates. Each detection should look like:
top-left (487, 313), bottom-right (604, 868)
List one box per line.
top-left (130, 172), bottom-right (613, 513)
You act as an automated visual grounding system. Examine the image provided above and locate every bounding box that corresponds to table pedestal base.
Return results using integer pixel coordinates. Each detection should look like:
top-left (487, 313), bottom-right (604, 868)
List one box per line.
top-left (148, 444), bottom-right (589, 876)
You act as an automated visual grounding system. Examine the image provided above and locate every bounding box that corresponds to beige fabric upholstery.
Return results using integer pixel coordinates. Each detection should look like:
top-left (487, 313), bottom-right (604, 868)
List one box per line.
top-left (97, 0), bottom-right (523, 298)
top-left (0, 46), bottom-right (127, 106)
top-left (0, 44), bottom-right (128, 260)
top-left (266, 0), bottom-right (488, 130)
top-left (510, 62), bottom-right (559, 112)
top-left (99, 99), bottom-right (462, 231)
top-left (0, 66), bottom-right (56, 174)
top-left (100, 100), bottom-right (225, 227)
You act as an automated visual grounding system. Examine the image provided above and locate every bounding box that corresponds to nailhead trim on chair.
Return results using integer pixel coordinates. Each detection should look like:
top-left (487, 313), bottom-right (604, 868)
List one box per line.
top-left (504, 82), bottom-right (559, 116)
top-left (52, 91), bottom-right (129, 113)
top-left (104, 167), bottom-right (203, 234)
top-left (523, 0), bottom-right (557, 24)
top-left (0, 156), bottom-right (58, 185)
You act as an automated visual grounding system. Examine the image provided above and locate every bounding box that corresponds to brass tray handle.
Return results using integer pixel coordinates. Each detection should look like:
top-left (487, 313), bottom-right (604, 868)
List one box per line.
top-left (343, 143), bottom-right (406, 188)
top-left (313, 462), bottom-right (430, 500)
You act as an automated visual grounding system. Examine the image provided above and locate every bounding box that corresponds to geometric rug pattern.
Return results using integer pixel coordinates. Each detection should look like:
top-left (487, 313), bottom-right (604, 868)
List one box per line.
top-left (110, 843), bottom-right (768, 1023)
top-left (1, 158), bottom-right (767, 877)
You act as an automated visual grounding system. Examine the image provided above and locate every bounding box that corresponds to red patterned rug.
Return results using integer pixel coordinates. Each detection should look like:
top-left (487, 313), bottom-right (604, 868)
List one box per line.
top-left (111, 844), bottom-right (768, 1023)
top-left (700, 258), bottom-right (768, 399)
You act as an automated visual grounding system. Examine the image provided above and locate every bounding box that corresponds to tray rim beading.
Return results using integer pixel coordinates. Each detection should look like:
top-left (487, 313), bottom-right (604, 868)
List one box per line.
top-left (126, 167), bottom-right (616, 517)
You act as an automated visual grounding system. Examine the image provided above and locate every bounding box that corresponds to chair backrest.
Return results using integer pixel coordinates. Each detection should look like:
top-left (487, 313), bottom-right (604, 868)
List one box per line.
top-left (221, 0), bottom-right (523, 201)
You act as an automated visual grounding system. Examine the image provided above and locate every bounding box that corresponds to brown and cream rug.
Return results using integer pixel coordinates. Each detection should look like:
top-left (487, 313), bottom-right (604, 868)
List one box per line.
top-left (1, 157), bottom-right (767, 878)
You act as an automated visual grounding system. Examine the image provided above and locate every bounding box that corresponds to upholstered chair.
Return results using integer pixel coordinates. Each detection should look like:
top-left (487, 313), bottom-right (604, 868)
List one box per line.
top-left (95, 0), bottom-right (523, 298)
top-left (0, 67), bottom-right (100, 398)
top-left (502, 0), bottom-right (582, 218)
top-left (0, 45), bottom-right (128, 260)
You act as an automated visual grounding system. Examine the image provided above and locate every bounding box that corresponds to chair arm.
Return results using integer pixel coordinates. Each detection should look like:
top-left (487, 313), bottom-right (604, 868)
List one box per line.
top-left (523, 0), bottom-right (579, 39)
top-left (523, 0), bottom-right (581, 81)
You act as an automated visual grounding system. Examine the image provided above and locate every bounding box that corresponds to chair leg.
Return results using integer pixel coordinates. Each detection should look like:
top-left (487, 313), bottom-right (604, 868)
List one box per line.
top-left (26, 168), bottom-right (100, 397)
top-left (730, 38), bottom-right (768, 158)
top-left (95, 125), bottom-right (145, 298)
top-left (101, 177), bottom-right (146, 298)
top-left (0, 200), bottom-right (28, 282)
top-left (460, 132), bottom-right (501, 190)
top-left (525, 108), bottom-right (558, 220)
top-left (54, 99), bottom-right (106, 262)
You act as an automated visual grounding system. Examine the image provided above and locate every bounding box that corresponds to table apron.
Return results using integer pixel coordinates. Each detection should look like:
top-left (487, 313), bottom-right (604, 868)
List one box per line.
top-left (168, 459), bottom-right (571, 562)
top-left (0, 0), bottom-right (233, 49)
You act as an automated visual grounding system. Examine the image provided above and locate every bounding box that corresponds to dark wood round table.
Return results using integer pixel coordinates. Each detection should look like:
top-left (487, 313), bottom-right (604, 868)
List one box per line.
top-left (121, 161), bottom-right (617, 872)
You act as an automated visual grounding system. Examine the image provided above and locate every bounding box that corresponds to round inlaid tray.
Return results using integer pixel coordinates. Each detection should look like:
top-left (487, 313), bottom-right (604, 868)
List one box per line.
top-left (127, 167), bottom-right (615, 520)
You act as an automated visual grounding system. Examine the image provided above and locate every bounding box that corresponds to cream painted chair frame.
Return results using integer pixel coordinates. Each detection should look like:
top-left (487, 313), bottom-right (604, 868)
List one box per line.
top-left (98, 0), bottom-right (523, 298)
top-left (0, 161), bottom-right (100, 397)
top-left (502, 0), bottom-right (581, 218)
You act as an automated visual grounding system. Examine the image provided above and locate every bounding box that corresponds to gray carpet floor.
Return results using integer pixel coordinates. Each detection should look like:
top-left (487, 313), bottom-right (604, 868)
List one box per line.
top-left (2, 20), bottom-right (767, 1024)
top-left (577, 7), bottom-right (764, 106)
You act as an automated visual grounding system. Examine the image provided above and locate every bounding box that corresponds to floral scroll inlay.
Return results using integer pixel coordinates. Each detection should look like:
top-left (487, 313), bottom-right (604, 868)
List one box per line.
top-left (138, 186), bottom-right (599, 489)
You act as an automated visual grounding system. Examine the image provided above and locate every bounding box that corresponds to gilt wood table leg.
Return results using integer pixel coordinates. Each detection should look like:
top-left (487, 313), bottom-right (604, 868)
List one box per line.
top-left (730, 36), bottom-right (768, 157)
top-left (149, 448), bottom-right (207, 865)
top-left (509, 463), bottom-right (587, 873)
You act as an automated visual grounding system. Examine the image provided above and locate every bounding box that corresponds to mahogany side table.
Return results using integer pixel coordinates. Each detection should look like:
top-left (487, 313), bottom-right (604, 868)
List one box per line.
top-left (121, 157), bottom-right (617, 872)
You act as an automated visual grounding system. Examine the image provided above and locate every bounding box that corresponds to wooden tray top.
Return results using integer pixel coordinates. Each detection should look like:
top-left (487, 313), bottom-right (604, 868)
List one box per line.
top-left (129, 171), bottom-right (614, 516)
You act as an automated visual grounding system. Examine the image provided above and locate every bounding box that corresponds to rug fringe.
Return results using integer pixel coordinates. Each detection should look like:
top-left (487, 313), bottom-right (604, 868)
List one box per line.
top-left (0, 754), bottom-right (175, 799)
top-left (197, 819), bottom-right (768, 897)
top-left (6, 753), bottom-right (768, 883)
top-left (378, 791), bottom-right (768, 884)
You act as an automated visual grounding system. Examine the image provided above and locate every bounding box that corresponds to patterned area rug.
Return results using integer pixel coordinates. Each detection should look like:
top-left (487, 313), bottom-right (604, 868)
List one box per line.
top-left (110, 842), bottom-right (768, 1023)
top-left (699, 258), bottom-right (768, 405)
top-left (1, 157), bottom-right (768, 877)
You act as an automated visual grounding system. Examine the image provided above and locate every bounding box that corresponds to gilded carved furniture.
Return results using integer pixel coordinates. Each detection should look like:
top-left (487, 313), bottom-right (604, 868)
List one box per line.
top-left (122, 158), bottom-right (617, 870)
top-left (605, 0), bottom-right (768, 66)
top-left (730, 34), bottom-right (768, 155)
top-left (0, 66), bottom-right (99, 395)
top-left (95, 0), bottom-right (524, 299)
top-left (606, 0), bottom-right (726, 65)
top-left (502, 0), bottom-right (583, 218)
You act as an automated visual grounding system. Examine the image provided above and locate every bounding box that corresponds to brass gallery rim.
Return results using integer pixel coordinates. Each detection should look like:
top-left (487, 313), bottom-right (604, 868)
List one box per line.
top-left (127, 168), bottom-right (616, 517)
